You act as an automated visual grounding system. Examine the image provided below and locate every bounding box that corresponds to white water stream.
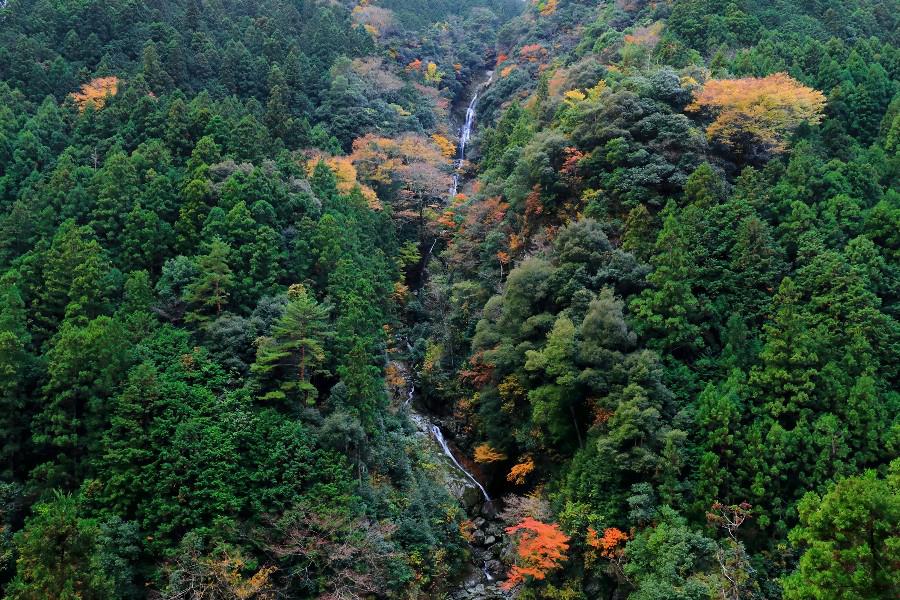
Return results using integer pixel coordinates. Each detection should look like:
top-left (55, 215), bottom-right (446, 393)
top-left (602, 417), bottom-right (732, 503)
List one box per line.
top-left (448, 70), bottom-right (494, 200)
top-left (403, 70), bottom-right (504, 590)
top-left (429, 420), bottom-right (492, 502)
top-left (404, 383), bottom-right (491, 503)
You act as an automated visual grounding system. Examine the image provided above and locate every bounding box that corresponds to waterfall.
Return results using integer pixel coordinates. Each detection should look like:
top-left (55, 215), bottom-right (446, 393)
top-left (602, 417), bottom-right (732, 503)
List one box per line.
top-left (448, 70), bottom-right (494, 200)
top-left (429, 423), bottom-right (492, 502)
top-left (402, 378), bottom-right (491, 503)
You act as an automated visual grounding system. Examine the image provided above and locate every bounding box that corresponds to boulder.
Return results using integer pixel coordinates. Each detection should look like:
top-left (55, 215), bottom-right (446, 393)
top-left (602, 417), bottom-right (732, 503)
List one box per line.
top-left (472, 528), bottom-right (485, 545)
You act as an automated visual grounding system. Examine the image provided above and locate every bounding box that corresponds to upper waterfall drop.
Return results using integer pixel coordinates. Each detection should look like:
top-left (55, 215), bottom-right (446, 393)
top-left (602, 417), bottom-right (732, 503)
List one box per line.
top-left (449, 70), bottom-right (494, 200)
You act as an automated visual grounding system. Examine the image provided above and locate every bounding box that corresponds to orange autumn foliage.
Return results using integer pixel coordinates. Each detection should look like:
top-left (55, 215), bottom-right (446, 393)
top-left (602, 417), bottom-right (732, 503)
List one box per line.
top-left (385, 363), bottom-right (406, 390)
top-left (561, 147), bottom-right (585, 177)
top-left (305, 155), bottom-right (382, 210)
top-left (351, 4), bottom-right (396, 38)
top-left (349, 133), bottom-right (450, 226)
top-left (70, 76), bottom-right (119, 111)
top-left (624, 21), bottom-right (663, 47)
top-left (586, 527), bottom-right (629, 558)
top-left (506, 456), bottom-right (535, 485)
top-left (501, 518), bottom-right (570, 590)
top-left (178, 546), bottom-right (276, 599)
top-left (532, 0), bottom-right (558, 15)
top-left (392, 280), bottom-right (409, 304)
top-left (686, 73), bottom-right (826, 152)
top-left (431, 133), bottom-right (457, 159)
top-left (592, 406), bottom-right (614, 425)
top-left (520, 44), bottom-right (548, 63)
top-left (435, 209), bottom-right (458, 231)
top-left (459, 350), bottom-right (495, 387)
top-left (474, 443), bottom-right (507, 463)
top-left (459, 519), bottom-right (475, 543)
top-left (350, 134), bottom-right (448, 187)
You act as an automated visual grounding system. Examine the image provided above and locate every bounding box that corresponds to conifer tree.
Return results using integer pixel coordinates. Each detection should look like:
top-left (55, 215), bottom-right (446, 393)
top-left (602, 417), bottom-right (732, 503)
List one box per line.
top-left (184, 238), bottom-right (234, 323)
top-left (5, 493), bottom-right (120, 599)
top-left (252, 284), bottom-right (330, 404)
top-left (630, 203), bottom-right (703, 356)
top-left (0, 277), bottom-right (34, 478)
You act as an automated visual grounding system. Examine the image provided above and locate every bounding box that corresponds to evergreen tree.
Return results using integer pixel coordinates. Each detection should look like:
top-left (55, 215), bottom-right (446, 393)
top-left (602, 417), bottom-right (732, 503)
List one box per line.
top-left (32, 317), bottom-right (130, 488)
top-left (184, 238), bottom-right (234, 323)
top-left (783, 462), bottom-right (899, 599)
top-left (35, 221), bottom-right (110, 339)
top-left (0, 277), bottom-right (35, 478)
top-left (91, 152), bottom-right (140, 253)
top-left (5, 493), bottom-right (122, 600)
top-left (630, 203), bottom-right (703, 356)
top-left (252, 284), bottom-right (330, 404)
top-left (142, 41), bottom-right (173, 95)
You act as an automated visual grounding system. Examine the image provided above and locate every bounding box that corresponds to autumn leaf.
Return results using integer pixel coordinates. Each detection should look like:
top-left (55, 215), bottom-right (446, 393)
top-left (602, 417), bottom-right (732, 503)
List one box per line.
top-left (501, 518), bottom-right (570, 590)
top-left (563, 89), bottom-right (586, 106)
top-left (431, 133), bottom-right (457, 159)
top-left (70, 76), bottom-right (120, 111)
top-left (519, 44), bottom-right (547, 63)
top-left (586, 527), bottom-right (629, 558)
top-left (424, 62), bottom-right (443, 83)
top-left (532, 0), bottom-right (558, 16)
top-left (474, 443), bottom-right (507, 463)
top-left (686, 73), bottom-right (826, 152)
top-left (506, 457), bottom-right (535, 485)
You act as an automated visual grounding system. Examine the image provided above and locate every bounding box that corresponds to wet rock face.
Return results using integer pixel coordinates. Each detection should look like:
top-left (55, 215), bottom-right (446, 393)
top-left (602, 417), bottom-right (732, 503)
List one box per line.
top-left (442, 469), bottom-right (484, 511)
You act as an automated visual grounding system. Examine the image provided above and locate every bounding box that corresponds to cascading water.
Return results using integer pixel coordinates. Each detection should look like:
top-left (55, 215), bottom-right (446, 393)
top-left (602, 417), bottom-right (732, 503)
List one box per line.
top-left (400, 375), bottom-right (490, 503)
top-left (429, 422), bottom-right (492, 503)
top-left (397, 70), bottom-right (508, 594)
top-left (418, 70), bottom-right (495, 284)
top-left (448, 71), bottom-right (494, 200)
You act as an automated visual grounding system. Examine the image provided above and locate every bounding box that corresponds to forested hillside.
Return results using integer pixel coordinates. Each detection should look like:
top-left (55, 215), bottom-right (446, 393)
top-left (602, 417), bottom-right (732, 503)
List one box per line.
top-left (0, 0), bottom-right (898, 599)
top-left (416, 0), bottom-right (900, 598)
top-left (0, 0), bottom-right (519, 597)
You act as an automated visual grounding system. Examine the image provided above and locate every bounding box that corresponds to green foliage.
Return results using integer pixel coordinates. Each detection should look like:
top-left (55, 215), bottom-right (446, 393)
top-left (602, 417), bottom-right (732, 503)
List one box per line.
top-left (184, 238), bottom-right (234, 322)
top-left (252, 284), bottom-right (331, 404)
top-left (423, 0), bottom-right (899, 597)
top-left (5, 492), bottom-right (135, 600)
top-left (2, 0), bottom-right (899, 597)
top-left (623, 507), bottom-right (718, 600)
top-left (0, 0), bottom-right (493, 594)
top-left (783, 461), bottom-right (900, 599)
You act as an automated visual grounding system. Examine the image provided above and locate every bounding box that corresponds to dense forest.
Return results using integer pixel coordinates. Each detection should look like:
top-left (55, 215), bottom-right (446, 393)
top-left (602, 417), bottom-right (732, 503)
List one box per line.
top-left (0, 0), bottom-right (898, 599)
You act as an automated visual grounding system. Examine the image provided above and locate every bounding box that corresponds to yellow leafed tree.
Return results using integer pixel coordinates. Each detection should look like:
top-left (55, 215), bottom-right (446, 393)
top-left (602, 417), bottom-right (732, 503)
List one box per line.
top-left (507, 456), bottom-right (535, 484)
top-left (424, 61), bottom-right (443, 84)
top-left (474, 443), bottom-right (507, 463)
top-left (687, 73), bottom-right (826, 152)
top-left (431, 133), bottom-right (457, 159)
top-left (305, 155), bottom-right (382, 210)
top-left (70, 76), bottom-right (119, 111)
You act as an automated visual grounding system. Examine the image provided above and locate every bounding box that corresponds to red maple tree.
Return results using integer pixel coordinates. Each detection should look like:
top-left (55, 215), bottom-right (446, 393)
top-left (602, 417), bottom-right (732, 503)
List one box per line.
top-left (501, 518), bottom-right (570, 590)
